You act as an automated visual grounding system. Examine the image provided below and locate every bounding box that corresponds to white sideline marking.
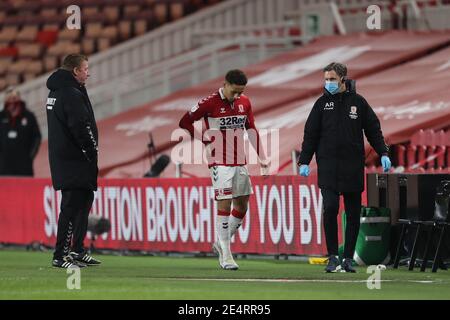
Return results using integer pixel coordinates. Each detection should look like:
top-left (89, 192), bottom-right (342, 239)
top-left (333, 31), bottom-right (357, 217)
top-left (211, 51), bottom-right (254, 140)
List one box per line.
top-left (156, 278), bottom-right (437, 284)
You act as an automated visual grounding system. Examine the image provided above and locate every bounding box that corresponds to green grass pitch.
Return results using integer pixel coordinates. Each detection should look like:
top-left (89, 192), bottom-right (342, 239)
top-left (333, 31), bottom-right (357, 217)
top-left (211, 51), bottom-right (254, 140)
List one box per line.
top-left (0, 250), bottom-right (449, 300)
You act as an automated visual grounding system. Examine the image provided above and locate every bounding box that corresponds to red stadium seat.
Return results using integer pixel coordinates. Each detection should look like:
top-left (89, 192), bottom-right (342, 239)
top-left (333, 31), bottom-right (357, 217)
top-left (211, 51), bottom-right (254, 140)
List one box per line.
top-left (103, 6), bottom-right (120, 23)
top-left (416, 145), bottom-right (427, 168)
top-left (0, 46), bottom-right (18, 57)
top-left (410, 129), bottom-right (426, 146)
top-left (423, 129), bottom-right (435, 147)
top-left (433, 129), bottom-right (444, 146)
top-left (36, 30), bottom-right (58, 47)
top-left (395, 144), bottom-right (406, 167)
top-left (406, 144), bottom-right (417, 168)
top-left (445, 130), bottom-right (450, 147)
top-left (436, 145), bottom-right (446, 168)
top-left (16, 25), bottom-right (38, 42)
top-left (0, 0), bottom-right (216, 87)
top-left (426, 145), bottom-right (437, 169)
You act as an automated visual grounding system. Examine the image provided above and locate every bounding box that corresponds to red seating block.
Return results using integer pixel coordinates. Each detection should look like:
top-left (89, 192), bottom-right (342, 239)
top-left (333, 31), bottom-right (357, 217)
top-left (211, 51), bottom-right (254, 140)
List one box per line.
top-left (396, 144), bottom-right (406, 167)
top-left (406, 144), bottom-right (417, 168)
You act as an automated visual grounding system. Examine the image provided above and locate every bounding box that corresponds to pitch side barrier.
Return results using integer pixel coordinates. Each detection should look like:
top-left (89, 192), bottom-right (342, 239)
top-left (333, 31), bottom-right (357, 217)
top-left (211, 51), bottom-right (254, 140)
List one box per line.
top-left (0, 175), bottom-right (367, 256)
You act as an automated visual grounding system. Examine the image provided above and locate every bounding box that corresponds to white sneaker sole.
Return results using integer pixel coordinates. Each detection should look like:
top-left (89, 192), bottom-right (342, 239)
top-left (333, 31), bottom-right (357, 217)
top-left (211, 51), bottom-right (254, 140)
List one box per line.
top-left (213, 242), bottom-right (239, 270)
top-left (220, 261), bottom-right (239, 270)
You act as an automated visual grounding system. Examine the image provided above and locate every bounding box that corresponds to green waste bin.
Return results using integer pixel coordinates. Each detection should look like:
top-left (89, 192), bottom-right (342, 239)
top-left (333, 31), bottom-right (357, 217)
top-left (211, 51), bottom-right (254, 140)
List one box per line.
top-left (340, 207), bottom-right (391, 266)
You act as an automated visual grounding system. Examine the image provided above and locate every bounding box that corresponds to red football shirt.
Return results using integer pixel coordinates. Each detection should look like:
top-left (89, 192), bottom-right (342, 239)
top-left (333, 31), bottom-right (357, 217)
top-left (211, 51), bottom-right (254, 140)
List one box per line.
top-left (179, 88), bottom-right (261, 167)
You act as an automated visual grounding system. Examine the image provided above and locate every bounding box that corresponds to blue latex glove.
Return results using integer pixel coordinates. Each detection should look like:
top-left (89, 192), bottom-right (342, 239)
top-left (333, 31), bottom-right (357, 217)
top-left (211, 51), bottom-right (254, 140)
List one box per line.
top-left (299, 164), bottom-right (310, 177)
top-left (381, 155), bottom-right (391, 172)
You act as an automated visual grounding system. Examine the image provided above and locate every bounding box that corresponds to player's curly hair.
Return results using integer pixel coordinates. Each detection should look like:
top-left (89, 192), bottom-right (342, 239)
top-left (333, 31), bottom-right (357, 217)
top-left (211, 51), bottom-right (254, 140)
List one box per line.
top-left (225, 69), bottom-right (248, 86)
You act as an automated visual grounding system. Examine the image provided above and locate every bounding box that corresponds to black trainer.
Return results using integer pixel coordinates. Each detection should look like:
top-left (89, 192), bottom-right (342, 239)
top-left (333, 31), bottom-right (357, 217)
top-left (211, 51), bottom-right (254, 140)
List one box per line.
top-left (69, 251), bottom-right (101, 266)
top-left (341, 258), bottom-right (356, 273)
top-left (52, 256), bottom-right (86, 269)
top-left (325, 255), bottom-right (341, 273)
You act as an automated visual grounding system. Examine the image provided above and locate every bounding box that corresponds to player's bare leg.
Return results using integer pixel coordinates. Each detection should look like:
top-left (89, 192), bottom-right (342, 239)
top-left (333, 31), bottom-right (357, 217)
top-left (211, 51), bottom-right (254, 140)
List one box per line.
top-left (214, 199), bottom-right (238, 270)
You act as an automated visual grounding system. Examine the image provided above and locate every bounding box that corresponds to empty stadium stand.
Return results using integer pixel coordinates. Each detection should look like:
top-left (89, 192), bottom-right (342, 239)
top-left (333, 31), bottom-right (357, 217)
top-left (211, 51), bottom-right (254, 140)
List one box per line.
top-left (0, 0), bottom-right (224, 90)
top-left (392, 129), bottom-right (450, 172)
top-left (1, 0), bottom-right (303, 138)
top-left (27, 30), bottom-right (450, 178)
top-left (3, 0), bottom-right (450, 180)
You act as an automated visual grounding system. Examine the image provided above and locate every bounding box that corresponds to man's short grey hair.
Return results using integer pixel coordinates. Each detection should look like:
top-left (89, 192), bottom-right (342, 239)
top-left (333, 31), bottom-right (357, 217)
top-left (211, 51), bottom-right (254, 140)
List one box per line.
top-left (4, 86), bottom-right (20, 100)
top-left (323, 62), bottom-right (347, 79)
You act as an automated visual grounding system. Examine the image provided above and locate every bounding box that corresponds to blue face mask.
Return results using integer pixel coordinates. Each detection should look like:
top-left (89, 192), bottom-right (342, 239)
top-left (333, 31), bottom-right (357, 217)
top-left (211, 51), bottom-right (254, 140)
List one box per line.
top-left (325, 81), bottom-right (340, 95)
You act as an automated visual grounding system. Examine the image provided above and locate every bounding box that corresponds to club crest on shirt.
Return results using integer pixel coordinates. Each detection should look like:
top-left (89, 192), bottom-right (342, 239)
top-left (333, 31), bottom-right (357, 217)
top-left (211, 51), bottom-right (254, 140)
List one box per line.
top-left (21, 118), bottom-right (28, 126)
top-left (220, 107), bottom-right (226, 114)
top-left (349, 106), bottom-right (358, 119)
top-left (238, 104), bottom-right (244, 113)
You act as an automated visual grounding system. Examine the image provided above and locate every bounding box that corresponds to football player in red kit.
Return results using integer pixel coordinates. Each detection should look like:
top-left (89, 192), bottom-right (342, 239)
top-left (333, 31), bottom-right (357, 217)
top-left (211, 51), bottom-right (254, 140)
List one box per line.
top-left (179, 69), bottom-right (269, 270)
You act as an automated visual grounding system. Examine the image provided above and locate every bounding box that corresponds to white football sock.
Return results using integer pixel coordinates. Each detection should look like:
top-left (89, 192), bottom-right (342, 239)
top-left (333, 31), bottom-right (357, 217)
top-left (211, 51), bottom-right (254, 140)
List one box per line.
top-left (216, 213), bottom-right (231, 256)
top-left (229, 209), bottom-right (246, 239)
top-left (229, 215), bottom-right (243, 239)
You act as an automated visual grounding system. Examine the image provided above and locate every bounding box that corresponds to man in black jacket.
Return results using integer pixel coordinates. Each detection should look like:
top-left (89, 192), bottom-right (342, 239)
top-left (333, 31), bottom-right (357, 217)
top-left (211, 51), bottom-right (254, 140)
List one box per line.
top-left (46, 54), bottom-right (101, 268)
top-left (298, 62), bottom-right (391, 273)
top-left (0, 88), bottom-right (41, 176)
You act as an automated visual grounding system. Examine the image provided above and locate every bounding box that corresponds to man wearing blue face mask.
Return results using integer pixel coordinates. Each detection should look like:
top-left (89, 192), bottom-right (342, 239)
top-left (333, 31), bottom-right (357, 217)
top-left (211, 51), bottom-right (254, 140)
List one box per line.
top-left (297, 62), bottom-right (391, 273)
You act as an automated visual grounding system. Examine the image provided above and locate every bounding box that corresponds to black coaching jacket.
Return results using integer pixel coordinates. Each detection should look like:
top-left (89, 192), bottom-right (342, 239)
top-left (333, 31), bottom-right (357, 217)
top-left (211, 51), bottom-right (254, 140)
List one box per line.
top-left (298, 80), bottom-right (389, 193)
top-left (46, 69), bottom-right (98, 191)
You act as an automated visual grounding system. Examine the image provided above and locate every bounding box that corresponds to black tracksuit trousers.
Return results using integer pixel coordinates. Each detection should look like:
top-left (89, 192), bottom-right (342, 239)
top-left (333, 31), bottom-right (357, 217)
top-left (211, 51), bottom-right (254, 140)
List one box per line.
top-left (53, 189), bottom-right (94, 260)
top-left (321, 189), bottom-right (361, 259)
